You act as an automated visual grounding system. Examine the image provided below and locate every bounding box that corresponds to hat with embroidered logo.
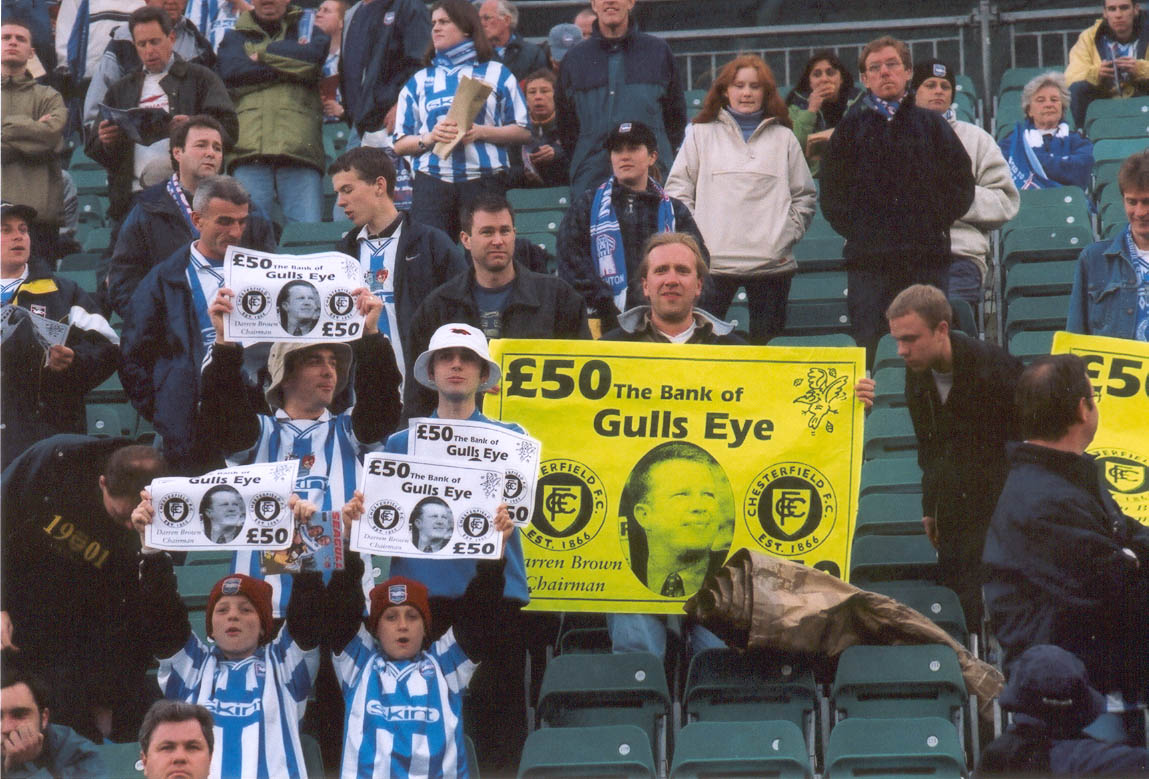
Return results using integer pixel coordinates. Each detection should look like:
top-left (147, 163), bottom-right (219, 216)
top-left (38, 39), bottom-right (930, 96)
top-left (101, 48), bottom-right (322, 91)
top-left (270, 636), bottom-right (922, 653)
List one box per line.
top-left (547, 23), bottom-right (582, 63)
top-left (206, 573), bottom-right (274, 644)
top-left (368, 576), bottom-right (432, 635)
top-left (604, 120), bottom-right (658, 152)
top-left (911, 58), bottom-right (956, 93)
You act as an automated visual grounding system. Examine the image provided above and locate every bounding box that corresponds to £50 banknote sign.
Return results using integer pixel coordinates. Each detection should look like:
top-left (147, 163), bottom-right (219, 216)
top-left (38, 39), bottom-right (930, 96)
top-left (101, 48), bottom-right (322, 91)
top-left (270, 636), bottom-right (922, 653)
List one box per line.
top-left (488, 340), bottom-right (866, 613)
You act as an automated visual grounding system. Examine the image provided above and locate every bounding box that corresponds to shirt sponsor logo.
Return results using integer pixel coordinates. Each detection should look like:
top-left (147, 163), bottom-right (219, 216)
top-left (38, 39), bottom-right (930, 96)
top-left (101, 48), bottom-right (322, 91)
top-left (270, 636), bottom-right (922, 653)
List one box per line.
top-left (365, 702), bottom-right (441, 722)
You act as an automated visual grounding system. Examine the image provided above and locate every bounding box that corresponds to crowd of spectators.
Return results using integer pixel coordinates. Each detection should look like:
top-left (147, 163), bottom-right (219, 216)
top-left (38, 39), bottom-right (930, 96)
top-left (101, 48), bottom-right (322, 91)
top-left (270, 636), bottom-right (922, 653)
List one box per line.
top-left (2, 0), bottom-right (1149, 775)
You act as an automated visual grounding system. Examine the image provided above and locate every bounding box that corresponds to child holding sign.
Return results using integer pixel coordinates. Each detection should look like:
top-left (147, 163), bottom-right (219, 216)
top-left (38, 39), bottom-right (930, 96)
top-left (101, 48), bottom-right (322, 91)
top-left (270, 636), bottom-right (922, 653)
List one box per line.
top-left (328, 500), bottom-right (513, 778)
top-left (130, 495), bottom-right (325, 779)
top-left (382, 322), bottom-right (531, 771)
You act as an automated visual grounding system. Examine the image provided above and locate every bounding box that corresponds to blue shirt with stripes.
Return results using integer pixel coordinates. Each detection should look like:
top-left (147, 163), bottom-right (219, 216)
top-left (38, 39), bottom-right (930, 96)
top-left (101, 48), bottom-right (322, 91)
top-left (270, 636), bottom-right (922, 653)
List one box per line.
top-left (335, 624), bottom-right (476, 778)
top-left (394, 42), bottom-right (528, 183)
top-left (158, 627), bottom-right (320, 779)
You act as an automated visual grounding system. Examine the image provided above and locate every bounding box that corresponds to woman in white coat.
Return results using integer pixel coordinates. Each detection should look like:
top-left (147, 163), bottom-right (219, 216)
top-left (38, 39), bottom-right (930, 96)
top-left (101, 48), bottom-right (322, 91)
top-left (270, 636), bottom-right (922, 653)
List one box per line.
top-left (666, 54), bottom-right (816, 343)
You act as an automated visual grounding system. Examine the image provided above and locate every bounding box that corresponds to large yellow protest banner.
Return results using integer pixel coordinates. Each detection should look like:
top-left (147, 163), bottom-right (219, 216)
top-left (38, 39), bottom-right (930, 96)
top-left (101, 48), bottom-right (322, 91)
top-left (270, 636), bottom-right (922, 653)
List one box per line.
top-left (1052, 333), bottom-right (1149, 525)
top-left (488, 340), bottom-right (866, 613)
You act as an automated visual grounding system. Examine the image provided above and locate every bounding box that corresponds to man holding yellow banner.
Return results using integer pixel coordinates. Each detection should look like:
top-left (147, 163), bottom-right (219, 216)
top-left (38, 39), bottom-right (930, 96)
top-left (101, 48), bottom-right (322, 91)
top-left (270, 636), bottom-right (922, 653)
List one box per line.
top-left (490, 232), bottom-right (867, 660)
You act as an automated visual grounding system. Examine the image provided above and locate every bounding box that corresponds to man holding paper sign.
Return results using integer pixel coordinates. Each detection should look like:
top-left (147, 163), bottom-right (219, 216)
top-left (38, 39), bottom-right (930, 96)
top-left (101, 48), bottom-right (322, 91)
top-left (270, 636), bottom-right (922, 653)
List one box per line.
top-left (392, 0), bottom-right (529, 239)
top-left (379, 321), bottom-right (530, 772)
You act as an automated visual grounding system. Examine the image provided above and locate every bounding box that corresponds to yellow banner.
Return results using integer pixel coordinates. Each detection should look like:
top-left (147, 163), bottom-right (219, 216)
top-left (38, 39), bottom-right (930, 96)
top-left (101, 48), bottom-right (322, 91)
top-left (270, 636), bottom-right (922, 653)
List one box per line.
top-left (488, 340), bottom-right (866, 613)
top-left (1052, 332), bottom-right (1149, 525)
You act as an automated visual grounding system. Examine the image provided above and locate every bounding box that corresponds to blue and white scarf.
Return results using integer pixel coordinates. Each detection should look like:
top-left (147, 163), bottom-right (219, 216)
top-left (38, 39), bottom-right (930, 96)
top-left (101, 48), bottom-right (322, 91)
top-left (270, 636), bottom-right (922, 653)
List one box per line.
top-left (166, 175), bottom-right (198, 235)
top-left (1006, 121), bottom-right (1059, 190)
top-left (186, 249), bottom-right (223, 351)
top-left (590, 177), bottom-right (676, 312)
top-left (862, 90), bottom-right (902, 120)
top-left (432, 39), bottom-right (477, 70)
top-left (1122, 225), bottom-right (1149, 342)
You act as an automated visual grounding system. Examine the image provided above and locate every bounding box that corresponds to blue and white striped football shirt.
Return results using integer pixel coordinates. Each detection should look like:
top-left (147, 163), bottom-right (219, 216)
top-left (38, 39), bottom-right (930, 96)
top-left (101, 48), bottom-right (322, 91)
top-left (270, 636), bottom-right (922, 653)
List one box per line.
top-left (335, 625), bottom-right (476, 778)
top-left (228, 409), bottom-right (376, 617)
top-left (158, 627), bottom-right (320, 779)
top-left (394, 57), bottom-right (528, 183)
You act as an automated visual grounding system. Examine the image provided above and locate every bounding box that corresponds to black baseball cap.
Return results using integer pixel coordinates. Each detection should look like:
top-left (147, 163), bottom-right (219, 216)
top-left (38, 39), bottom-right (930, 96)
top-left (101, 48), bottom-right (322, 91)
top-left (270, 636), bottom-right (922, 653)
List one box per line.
top-left (604, 121), bottom-right (658, 152)
top-left (0, 202), bottom-right (37, 222)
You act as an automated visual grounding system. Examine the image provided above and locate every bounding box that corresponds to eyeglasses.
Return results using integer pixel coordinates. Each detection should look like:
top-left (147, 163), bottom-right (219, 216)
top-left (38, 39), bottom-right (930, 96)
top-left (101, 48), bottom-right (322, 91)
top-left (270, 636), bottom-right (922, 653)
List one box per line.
top-left (866, 59), bottom-right (904, 75)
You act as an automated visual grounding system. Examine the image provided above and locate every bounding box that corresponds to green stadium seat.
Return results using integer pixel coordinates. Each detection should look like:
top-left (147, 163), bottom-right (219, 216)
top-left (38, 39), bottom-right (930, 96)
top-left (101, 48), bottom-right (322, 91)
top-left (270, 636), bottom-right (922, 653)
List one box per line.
top-left (727, 301), bottom-right (749, 335)
top-left (69, 148), bottom-right (104, 171)
top-left (322, 123), bottom-right (350, 158)
top-left (279, 220), bottom-right (354, 249)
top-left (1004, 294), bottom-right (1070, 338)
top-left (1018, 187), bottom-right (1089, 210)
top-left (849, 534), bottom-right (938, 584)
top-left (86, 403), bottom-right (132, 436)
top-left (769, 333), bottom-right (856, 347)
top-left (1085, 96), bottom-right (1149, 136)
top-left (1089, 114), bottom-right (1149, 141)
top-left (184, 551), bottom-right (234, 565)
top-left (89, 373), bottom-right (126, 404)
top-left (175, 562), bottom-right (232, 609)
top-left (71, 168), bottom-right (109, 196)
top-left (683, 648), bottom-right (817, 745)
top-left (862, 407), bottom-right (917, 460)
top-left (803, 215), bottom-right (840, 240)
top-left (670, 721), bottom-right (812, 779)
top-left (57, 269), bottom-right (99, 293)
top-left (58, 251), bottom-right (102, 272)
top-left (872, 334), bottom-right (901, 372)
top-left (859, 456), bottom-right (922, 498)
top-left (94, 740), bottom-right (143, 776)
top-left (1001, 224), bottom-right (1093, 269)
top-left (1007, 329), bottom-right (1056, 364)
top-left (508, 186), bottom-right (571, 212)
top-left (514, 210), bottom-right (563, 234)
top-left (824, 716), bottom-right (965, 778)
top-left (792, 236), bottom-right (845, 271)
top-left (684, 89), bottom-right (706, 112)
top-left (783, 300), bottom-right (850, 335)
top-left (558, 626), bottom-right (611, 654)
top-left (854, 492), bottom-right (924, 537)
top-left (954, 73), bottom-right (977, 100)
top-left (519, 231), bottom-right (557, 259)
top-left (301, 734), bottom-right (324, 779)
top-left (998, 67), bottom-right (1053, 97)
top-left (950, 297), bottom-right (978, 337)
top-left (536, 652), bottom-right (671, 763)
top-left (1002, 200), bottom-right (1091, 238)
top-left (871, 365), bottom-right (906, 409)
top-left (831, 644), bottom-right (966, 723)
top-left (1093, 138), bottom-right (1149, 195)
top-left (1003, 260), bottom-right (1076, 304)
top-left (1102, 219), bottom-right (1128, 238)
top-left (518, 725), bottom-right (655, 778)
top-left (77, 194), bottom-right (106, 226)
top-left (81, 227), bottom-right (113, 253)
top-left (865, 582), bottom-right (969, 648)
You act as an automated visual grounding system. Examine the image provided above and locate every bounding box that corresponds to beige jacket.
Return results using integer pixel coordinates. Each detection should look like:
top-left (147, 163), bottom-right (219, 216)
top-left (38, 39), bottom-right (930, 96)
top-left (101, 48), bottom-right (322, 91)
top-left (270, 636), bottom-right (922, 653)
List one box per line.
top-left (948, 117), bottom-right (1020, 282)
top-left (1, 72), bottom-right (66, 225)
top-left (666, 111), bottom-right (816, 277)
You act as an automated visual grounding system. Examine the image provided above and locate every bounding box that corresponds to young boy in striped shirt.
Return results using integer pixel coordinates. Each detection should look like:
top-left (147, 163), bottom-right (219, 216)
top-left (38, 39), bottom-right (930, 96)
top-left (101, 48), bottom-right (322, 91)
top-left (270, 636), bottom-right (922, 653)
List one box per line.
top-left (327, 504), bottom-right (513, 778)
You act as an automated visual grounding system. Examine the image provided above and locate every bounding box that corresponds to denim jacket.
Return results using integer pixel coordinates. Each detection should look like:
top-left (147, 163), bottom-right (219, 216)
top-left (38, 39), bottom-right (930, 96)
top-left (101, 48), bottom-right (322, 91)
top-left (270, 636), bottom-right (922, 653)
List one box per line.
top-left (1067, 232), bottom-right (1142, 339)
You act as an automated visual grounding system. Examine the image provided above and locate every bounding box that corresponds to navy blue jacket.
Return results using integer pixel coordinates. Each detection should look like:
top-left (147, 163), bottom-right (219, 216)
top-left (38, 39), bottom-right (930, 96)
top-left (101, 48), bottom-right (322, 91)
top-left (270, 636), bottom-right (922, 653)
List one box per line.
top-left (820, 92), bottom-right (974, 267)
top-left (120, 244), bottom-right (222, 474)
top-left (339, 0), bottom-right (429, 134)
top-left (983, 442), bottom-right (1149, 697)
top-left (334, 212), bottom-right (466, 365)
top-left (105, 181), bottom-right (277, 318)
top-left (555, 20), bottom-right (686, 198)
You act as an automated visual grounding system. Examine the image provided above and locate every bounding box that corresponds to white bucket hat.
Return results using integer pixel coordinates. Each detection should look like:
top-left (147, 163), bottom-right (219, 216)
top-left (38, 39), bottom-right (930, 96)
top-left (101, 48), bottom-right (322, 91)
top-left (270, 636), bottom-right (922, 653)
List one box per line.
top-left (265, 341), bottom-right (353, 410)
top-left (412, 323), bottom-right (501, 393)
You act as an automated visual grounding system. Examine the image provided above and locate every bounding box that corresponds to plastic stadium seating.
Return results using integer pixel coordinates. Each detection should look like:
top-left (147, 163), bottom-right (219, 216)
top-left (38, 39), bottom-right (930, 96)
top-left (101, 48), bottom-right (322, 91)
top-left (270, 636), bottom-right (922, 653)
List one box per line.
top-left (508, 187), bottom-right (571, 212)
top-left (769, 333), bottom-right (856, 347)
top-left (854, 492), bottom-right (925, 537)
top-left (684, 89), bottom-right (706, 113)
top-left (831, 644), bottom-right (966, 723)
top-left (1018, 186), bottom-right (1090, 211)
top-left (1003, 260), bottom-right (1076, 303)
top-left (727, 301), bottom-right (749, 335)
top-left (279, 220), bottom-right (354, 250)
top-left (1004, 294), bottom-right (1070, 339)
top-left (1008, 329), bottom-right (1056, 364)
top-left (86, 403), bottom-right (133, 437)
top-left (824, 716), bottom-right (964, 778)
top-left (1002, 200), bottom-right (1091, 239)
top-left (520, 231), bottom-right (557, 259)
top-left (514, 210), bottom-right (563, 235)
top-left (849, 534), bottom-right (938, 584)
top-left (95, 740), bottom-right (143, 776)
top-left (872, 334), bottom-right (901, 372)
top-left (536, 652), bottom-right (671, 762)
top-left (558, 627), bottom-right (612, 654)
top-left (950, 297), bottom-right (978, 337)
top-left (862, 407), bottom-right (917, 460)
top-left (871, 365), bottom-right (906, 409)
top-left (71, 168), bottom-right (108, 196)
top-left (175, 561), bottom-right (232, 609)
top-left (81, 227), bottom-right (113, 253)
top-left (88, 373), bottom-right (126, 404)
top-left (671, 721), bottom-right (812, 779)
top-left (1085, 95), bottom-right (1149, 128)
top-left (58, 251), bottom-right (103, 272)
top-left (858, 457), bottom-right (922, 498)
top-left (1090, 114), bottom-right (1149, 142)
top-left (1094, 138), bottom-right (1149, 196)
top-left (1001, 224), bottom-right (1093, 269)
top-left (683, 648), bottom-right (818, 752)
top-left (519, 725), bottom-right (655, 778)
top-left (865, 582), bottom-right (969, 648)
top-left (792, 236), bottom-right (846, 272)
top-left (998, 67), bottom-right (1049, 97)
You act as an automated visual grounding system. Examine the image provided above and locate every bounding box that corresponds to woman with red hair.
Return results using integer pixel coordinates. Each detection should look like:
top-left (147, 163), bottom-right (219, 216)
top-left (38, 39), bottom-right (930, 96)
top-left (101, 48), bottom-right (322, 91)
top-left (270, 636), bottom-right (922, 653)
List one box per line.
top-left (666, 54), bottom-right (816, 342)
